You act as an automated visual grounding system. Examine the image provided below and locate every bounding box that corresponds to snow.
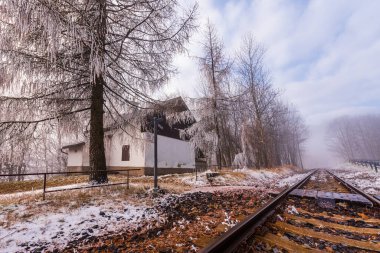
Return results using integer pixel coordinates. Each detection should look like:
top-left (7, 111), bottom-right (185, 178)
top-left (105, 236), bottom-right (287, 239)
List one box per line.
top-left (286, 205), bottom-right (299, 215)
top-left (181, 166), bottom-right (307, 191)
top-left (0, 200), bottom-right (157, 252)
top-left (275, 173), bottom-right (308, 188)
top-left (331, 163), bottom-right (380, 195)
top-left (185, 185), bottom-right (266, 193)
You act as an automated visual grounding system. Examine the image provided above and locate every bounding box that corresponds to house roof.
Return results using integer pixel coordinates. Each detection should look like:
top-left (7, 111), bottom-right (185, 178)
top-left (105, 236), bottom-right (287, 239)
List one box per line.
top-left (104, 96), bottom-right (195, 133)
top-left (62, 97), bottom-right (195, 148)
top-left (154, 96), bottom-right (190, 113)
top-left (62, 142), bottom-right (85, 149)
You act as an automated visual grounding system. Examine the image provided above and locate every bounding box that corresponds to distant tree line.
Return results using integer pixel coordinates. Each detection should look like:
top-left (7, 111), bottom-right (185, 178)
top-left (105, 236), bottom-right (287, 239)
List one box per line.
top-left (0, 121), bottom-right (66, 181)
top-left (327, 114), bottom-right (380, 161)
top-left (184, 23), bottom-right (308, 169)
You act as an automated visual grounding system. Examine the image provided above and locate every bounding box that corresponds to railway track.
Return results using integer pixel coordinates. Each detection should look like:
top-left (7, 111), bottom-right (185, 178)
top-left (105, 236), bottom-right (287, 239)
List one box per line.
top-left (202, 169), bottom-right (380, 253)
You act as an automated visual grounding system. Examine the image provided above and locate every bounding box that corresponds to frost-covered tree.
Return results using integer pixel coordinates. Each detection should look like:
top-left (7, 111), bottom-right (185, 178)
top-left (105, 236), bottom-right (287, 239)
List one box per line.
top-left (186, 31), bottom-right (307, 168)
top-left (0, 135), bottom-right (29, 181)
top-left (186, 30), bottom-right (308, 170)
top-left (0, 0), bottom-right (197, 182)
top-left (269, 104), bottom-right (308, 168)
top-left (327, 114), bottom-right (380, 160)
top-left (188, 22), bottom-right (233, 169)
top-left (235, 35), bottom-right (278, 168)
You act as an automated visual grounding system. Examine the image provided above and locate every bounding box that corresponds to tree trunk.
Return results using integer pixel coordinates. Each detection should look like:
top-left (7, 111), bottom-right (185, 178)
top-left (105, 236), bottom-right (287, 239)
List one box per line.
top-left (209, 33), bottom-right (222, 171)
top-left (89, 75), bottom-right (108, 183)
top-left (89, 0), bottom-right (108, 183)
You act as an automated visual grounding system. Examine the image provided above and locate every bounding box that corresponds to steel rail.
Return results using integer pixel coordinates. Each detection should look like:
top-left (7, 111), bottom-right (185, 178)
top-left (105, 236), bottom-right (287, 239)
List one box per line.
top-left (327, 170), bottom-right (380, 207)
top-left (200, 169), bottom-right (317, 253)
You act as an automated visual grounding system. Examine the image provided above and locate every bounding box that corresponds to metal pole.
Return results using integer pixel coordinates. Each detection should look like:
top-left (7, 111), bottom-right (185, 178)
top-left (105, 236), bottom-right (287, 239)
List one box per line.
top-left (154, 117), bottom-right (158, 191)
top-left (43, 173), bottom-right (47, 200)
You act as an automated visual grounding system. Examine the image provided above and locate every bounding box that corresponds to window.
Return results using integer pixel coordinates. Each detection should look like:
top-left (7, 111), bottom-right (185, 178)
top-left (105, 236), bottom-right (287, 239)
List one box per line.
top-left (122, 145), bottom-right (130, 161)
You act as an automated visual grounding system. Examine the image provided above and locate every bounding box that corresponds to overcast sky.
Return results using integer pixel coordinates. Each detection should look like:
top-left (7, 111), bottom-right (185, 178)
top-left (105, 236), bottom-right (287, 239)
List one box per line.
top-left (165, 0), bottom-right (380, 168)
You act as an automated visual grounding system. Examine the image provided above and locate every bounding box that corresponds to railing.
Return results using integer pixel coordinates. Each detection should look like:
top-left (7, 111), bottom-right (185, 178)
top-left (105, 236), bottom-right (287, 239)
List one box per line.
top-left (349, 159), bottom-right (379, 173)
top-left (0, 169), bottom-right (140, 200)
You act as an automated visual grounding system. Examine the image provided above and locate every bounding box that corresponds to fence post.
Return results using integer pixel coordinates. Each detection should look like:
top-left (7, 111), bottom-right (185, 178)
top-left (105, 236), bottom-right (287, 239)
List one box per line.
top-left (42, 173), bottom-right (47, 200)
top-left (127, 170), bottom-right (130, 189)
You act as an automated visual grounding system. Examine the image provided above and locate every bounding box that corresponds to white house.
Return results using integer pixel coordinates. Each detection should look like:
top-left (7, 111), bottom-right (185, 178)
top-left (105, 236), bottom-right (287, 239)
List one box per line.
top-left (62, 97), bottom-right (197, 176)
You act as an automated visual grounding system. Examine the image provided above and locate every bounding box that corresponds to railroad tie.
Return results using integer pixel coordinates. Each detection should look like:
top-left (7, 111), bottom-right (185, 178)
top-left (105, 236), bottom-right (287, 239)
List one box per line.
top-left (284, 213), bottom-right (380, 235)
top-left (289, 190), bottom-right (373, 205)
top-left (295, 207), bottom-right (380, 225)
top-left (272, 221), bottom-right (380, 252)
top-left (256, 233), bottom-right (323, 253)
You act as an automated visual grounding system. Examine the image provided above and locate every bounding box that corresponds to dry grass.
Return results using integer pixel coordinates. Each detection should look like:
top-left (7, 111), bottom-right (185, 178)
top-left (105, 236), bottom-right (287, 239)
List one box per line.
top-left (0, 166), bottom-right (300, 206)
top-left (0, 173), bottom-right (187, 207)
top-left (0, 174), bottom-right (131, 195)
top-left (220, 171), bottom-right (247, 180)
top-left (0, 175), bottom-right (88, 195)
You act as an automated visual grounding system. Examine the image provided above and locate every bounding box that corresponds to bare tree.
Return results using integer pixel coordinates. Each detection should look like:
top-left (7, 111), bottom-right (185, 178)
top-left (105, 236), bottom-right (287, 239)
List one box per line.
top-left (235, 35), bottom-right (278, 168)
top-left (327, 114), bottom-right (380, 160)
top-left (0, 0), bottom-right (197, 182)
top-left (187, 31), bottom-right (309, 170)
top-left (189, 22), bottom-right (232, 169)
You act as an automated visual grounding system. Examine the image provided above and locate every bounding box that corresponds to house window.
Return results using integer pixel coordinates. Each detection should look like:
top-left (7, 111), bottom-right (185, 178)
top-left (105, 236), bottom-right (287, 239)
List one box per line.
top-left (122, 145), bottom-right (130, 161)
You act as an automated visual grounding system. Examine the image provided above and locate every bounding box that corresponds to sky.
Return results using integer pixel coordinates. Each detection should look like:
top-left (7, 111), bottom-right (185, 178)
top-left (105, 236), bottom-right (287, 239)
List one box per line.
top-left (164, 0), bottom-right (380, 168)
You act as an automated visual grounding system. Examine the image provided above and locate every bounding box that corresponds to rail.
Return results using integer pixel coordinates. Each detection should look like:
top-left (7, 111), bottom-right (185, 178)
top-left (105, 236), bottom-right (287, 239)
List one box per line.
top-left (327, 170), bottom-right (380, 207)
top-left (200, 169), bottom-right (317, 253)
top-left (0, 169), bottom-right (140, 200)
top-left (349, 159), bottom-right (379, 172)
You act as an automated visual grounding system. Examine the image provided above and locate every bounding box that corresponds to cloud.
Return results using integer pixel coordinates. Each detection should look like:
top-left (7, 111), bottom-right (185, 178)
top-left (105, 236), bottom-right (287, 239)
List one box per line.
top-left (168, 0), bottom-right (380, 167)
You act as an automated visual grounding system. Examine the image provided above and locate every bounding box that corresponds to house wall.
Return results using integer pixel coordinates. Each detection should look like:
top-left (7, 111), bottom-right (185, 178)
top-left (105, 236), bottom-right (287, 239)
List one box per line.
top-left (144, 133), bottom-right (195, 169)
top-left (67, 146), bottom-right (84, 167)
top-left (82, 143), bottom-right (89, 167)
top-left (65, 130), bottom-right (195, 175)
top-left (107, 131), bottom-right (146, 167)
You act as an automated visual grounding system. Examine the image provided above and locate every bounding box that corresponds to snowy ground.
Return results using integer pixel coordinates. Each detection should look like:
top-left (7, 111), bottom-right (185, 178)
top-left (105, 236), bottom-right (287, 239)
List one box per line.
top-left (0, 188), bottom-right (158, 252)
top-left (181, 166), bottom-right (308, 191)
top-left (331, 163), bottom-right (380, 195)
top-left (0, 166), bottom-right (307, 252)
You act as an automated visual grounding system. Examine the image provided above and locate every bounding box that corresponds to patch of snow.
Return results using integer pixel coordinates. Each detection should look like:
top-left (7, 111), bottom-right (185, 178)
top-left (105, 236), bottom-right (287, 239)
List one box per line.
top-left (331, 163), bottom-right (380, 195)
top-left (275, 173), bottom-right (308, 188)
top-left (286, 205), bottom-right (299, 215)
top-left (0, 201), bottom-right (157, 252)
top-left (221, 211), bottom-right (238, 230)
top-left (181, 166), bottom-right (305, 191)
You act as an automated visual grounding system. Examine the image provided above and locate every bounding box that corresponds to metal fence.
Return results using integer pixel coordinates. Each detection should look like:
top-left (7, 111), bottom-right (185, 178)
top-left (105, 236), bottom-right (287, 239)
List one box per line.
top-left (0, 169), bottom-right (140, 200)
top-left (349, 159), bottom-right (379, 173)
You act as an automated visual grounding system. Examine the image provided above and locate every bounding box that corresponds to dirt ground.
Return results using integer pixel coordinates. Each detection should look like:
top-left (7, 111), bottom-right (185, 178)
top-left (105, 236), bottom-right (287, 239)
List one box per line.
top-left (0, 166), bottom-right (305, 252)
top-left (64, 189), bottom-right (271, 253)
